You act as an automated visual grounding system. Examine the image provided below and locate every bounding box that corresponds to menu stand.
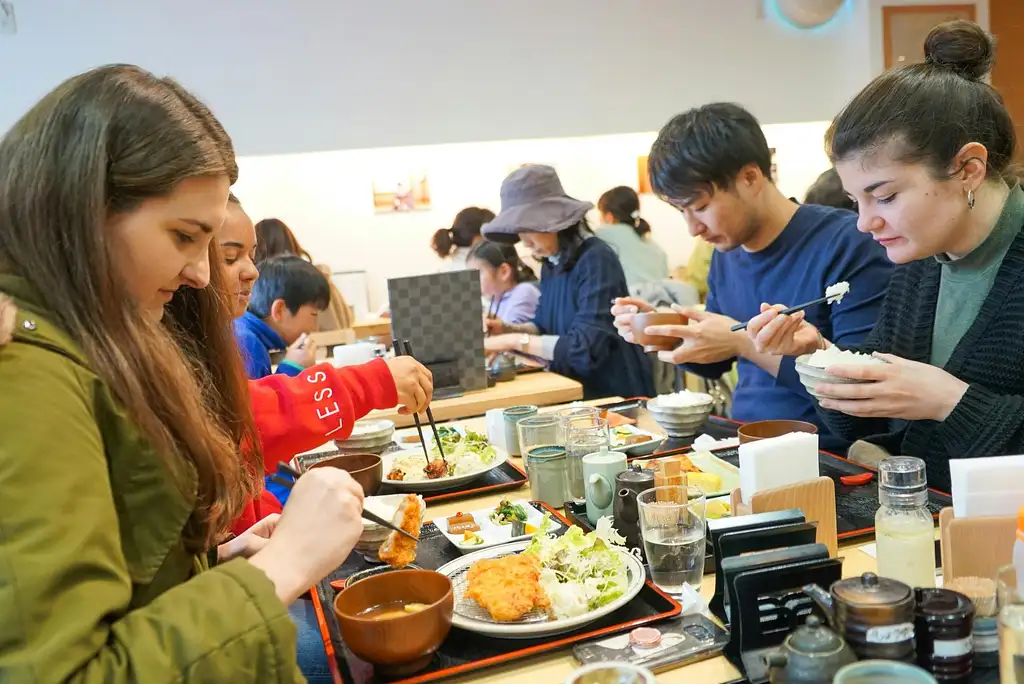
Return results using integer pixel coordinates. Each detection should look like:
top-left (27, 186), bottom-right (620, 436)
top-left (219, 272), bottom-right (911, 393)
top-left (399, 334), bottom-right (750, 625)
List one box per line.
top-left (730, 476), bottom-right (838, 557)
top-left (938, 507), bottom-right (1017, 583)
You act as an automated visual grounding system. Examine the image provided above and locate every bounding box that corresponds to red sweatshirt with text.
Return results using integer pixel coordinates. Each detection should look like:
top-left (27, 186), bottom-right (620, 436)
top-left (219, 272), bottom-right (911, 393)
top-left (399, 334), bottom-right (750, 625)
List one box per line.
top-left (231, 358), bottom-right (398, 535)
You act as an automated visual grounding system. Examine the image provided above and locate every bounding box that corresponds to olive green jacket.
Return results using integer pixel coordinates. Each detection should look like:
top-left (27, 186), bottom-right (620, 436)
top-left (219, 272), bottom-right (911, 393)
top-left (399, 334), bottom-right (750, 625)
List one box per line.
top-left (0, 275), bottom-right (304, 683)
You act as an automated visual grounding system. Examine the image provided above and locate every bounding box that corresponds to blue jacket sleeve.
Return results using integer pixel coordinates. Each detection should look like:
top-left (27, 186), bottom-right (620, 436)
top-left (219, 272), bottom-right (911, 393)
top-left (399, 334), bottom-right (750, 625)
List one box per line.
top-left (549, 248), bottom-right (629, 378)
top-left (681, 258), bottom-right (735, 380)
top-left (776, 230), bottom-right (893, 393)
top-left (235, 329), bottom-right (272, 380)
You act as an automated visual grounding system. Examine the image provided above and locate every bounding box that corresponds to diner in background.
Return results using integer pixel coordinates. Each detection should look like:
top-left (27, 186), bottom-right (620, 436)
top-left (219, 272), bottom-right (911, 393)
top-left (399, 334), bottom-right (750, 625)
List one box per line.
top-left (595, 185), bottom-right (670, 289)
top-left (746, 20), bottom-right (1024, 493)
top-left (430, 206), bottom-right (494, 271)
top-left (612, 103), bottom-right (893, 453)
top-left (467, 239), bottom-right (540, 325)
top-left (482, 165), bottom-right (654, 400)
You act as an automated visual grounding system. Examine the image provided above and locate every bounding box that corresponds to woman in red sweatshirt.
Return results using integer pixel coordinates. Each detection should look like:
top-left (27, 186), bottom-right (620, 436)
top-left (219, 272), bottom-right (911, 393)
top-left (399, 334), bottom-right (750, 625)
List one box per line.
top-left (221, 195), bottom-right (432, 535)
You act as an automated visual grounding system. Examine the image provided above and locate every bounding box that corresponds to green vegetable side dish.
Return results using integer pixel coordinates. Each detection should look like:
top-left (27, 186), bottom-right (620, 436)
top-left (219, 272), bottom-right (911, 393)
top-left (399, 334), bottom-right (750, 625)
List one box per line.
top-left (490, 500), bottom-right (529, 526)
top-left (461, 531), bottom-right (485, 546)
top-left (429, 429), bottom-right (497, 476)
top-left (523, 515), bottom-right (633, 619)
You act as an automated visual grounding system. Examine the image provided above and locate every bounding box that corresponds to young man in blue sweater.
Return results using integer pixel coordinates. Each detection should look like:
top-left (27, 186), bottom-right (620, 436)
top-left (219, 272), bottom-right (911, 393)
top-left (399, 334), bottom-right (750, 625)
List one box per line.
top-left (613, 103), bottom-right (893, 453)
top-left (234, 254), bottom-right (329, 379)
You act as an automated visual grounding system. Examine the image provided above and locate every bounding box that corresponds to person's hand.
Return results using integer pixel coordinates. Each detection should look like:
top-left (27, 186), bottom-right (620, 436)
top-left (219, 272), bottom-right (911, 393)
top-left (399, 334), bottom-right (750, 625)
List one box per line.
top-left (611, 297), bottom-right (655, 344)
top-left (816, 353), bottom-right (969, 422)
top-left (484, 333), bottom-right (521, 353)
top-left (745, 303), bottom-right (821, 356)
top-left (247, 468), bottom-right (364, 604)
top-left (645, 306), bottom-right (744, 365)
top-left (484, 318), bottom-right (506, 336)
top-left (385, 355), bottom-right (433, 415)
top-left (284, 334), bottom-right (318, 369)
top-left (218, 514), bottom-right (281, 563)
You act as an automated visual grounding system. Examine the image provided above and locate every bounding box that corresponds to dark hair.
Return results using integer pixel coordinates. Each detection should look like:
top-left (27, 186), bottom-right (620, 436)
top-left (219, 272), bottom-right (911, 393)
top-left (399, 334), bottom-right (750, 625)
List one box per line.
top-left (254, 217), bottom-right (312, 263)
top-left (0, 64), bottom-right (259, 550)
top-left (227, 192), bottom-right (241, 205)
top-left (827, 20), bottom-right (1015, 184)
top-left (248, 255), bottom-right (331, 318)
top-left (550, 220), bottom-right (594, 273)
top-left (804, 168), bottom-right (855, 211)
top-left (648, 103), bottom-right (773, 203)
top-left (467, 240), bottom-right (537, 283)
top-left (431, 206), bottom-right (495, 258)
top-left (598, 186), bottom-right (651, 237)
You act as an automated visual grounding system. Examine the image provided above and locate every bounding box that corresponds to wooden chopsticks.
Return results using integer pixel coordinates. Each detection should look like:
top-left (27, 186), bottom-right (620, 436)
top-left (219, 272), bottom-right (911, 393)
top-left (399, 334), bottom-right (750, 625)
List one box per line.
top-left (394, 339), bottom-right (446, 468)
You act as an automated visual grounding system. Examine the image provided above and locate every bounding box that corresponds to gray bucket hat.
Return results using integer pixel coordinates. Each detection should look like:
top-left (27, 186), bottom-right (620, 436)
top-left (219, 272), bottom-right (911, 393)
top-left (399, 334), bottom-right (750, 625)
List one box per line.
top-left (482, 165), bottom-right (593, 242)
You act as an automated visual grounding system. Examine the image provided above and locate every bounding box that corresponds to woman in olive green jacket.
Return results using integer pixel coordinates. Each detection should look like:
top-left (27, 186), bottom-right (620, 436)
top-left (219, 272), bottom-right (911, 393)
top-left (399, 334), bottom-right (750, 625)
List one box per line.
top-left (0, 65), bottom-right (365, 683)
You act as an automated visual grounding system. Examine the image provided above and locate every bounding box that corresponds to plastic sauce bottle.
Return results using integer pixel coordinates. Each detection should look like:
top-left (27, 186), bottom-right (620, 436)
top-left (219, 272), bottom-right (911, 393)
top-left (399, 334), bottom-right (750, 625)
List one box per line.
top-left (1014, 505), bottom-right (1024, 593)
top-left (876, 456), bottom-right (936, 588)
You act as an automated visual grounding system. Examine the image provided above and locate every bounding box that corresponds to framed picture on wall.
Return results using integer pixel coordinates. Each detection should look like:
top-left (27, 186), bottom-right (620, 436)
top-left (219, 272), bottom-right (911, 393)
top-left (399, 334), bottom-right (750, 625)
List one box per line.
top-left (371, 171), bottom-right (431, 213)
top-left (883, 4), bottom-right (976, 70)
top-left (637, 156), bottom-right (652, 195)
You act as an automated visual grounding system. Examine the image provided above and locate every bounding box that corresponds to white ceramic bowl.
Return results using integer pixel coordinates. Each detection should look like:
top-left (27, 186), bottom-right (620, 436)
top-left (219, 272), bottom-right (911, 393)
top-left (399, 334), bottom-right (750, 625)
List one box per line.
top-left (335, 419), bottom-right (395, 455)
top-left (645, 397), bottom-right (714, 438)
top-left (794, 354), bottom-right (877, 400)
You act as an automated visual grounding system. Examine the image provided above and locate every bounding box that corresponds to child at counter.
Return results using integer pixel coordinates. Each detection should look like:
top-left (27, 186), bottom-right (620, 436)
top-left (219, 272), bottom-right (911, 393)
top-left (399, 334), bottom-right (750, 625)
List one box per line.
top-left (234, 254), bottom-right (329, 379)
top-left (467, 240), bottom-right (540, 325)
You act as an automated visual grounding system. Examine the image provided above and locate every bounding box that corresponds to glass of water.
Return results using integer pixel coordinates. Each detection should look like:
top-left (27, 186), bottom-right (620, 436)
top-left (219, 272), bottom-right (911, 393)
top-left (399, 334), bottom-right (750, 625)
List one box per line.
top-left (637, 485), bottom-right (706, 595)
top-left (997, 564), bottom-right (1024, 684)
top-left (565, 416), bottom-right (609, 503)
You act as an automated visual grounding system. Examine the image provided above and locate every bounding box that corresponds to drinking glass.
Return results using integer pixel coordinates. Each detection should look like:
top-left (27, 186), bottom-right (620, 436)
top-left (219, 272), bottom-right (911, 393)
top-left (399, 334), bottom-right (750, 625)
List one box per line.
top-left (517, 415), bottom-right (564, 472)
top-left (557, 406), bottom-right (601, 430)
top-left (637, 485), bottom-right (706, 595)
top-left (565, 416), bottom-right (609, 503)
top-left (997, 564), bottom-right (1024, 684)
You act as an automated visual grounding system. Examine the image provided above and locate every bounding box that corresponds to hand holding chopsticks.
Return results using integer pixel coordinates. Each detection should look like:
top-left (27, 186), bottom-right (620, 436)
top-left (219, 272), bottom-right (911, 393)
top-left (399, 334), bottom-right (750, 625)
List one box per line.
top-left (730, 281), bottom-right (852, 332)
top-left (394, 340), bottom-right (446, 469)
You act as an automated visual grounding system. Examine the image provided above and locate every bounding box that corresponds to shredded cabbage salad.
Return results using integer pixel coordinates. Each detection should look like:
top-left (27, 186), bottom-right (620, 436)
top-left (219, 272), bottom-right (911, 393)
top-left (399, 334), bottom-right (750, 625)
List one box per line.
top-left (523, 516), bottom-right (635, 619)
top-left (432, 429), bottom-right (498, 475)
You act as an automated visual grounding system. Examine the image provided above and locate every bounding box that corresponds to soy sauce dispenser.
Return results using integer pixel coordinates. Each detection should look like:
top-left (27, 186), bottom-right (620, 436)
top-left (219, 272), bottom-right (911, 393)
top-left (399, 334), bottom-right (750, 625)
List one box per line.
top-left (875, 456), bottom-right (936, 589)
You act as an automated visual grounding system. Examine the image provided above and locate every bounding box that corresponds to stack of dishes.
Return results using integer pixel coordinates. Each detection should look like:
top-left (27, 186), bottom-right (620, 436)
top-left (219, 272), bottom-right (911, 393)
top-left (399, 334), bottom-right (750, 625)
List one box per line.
top-left (354, 494), bottom-right (406, 560)
top-left (646, 391), bottom-right (714, 437)
top-left (335, 418), bottom-right (395, 455)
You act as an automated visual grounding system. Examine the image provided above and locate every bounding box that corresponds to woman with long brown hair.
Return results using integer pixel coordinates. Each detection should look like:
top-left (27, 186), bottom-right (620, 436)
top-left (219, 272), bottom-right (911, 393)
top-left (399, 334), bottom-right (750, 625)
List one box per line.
top-left (0, 65), bottom-right (361, 681)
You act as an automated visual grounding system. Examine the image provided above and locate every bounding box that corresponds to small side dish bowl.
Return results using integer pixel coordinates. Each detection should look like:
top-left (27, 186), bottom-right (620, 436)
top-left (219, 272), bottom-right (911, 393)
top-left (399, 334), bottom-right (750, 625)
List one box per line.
top-left (737, 419), bottom-right (818, 444)
top-left (334, 419), bottom-right (396, 455)
top-left (334, 569), bottom-right (454, 677)
top-left (795, 353), bottom-right (878, 400)
top-left (645, 394), bottom-right (714, 438)
top-left (630, 312), bottom-right (685, 352)
top-left (308, 452), bottom-right (383, 496)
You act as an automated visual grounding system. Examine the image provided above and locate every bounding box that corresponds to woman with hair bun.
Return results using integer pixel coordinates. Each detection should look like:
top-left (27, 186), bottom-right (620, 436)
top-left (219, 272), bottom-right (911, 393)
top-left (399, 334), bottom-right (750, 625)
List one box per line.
top-left (430, 206), bottom-right (494, 270)
top-left (596, 185), bottom-right (669, 288)
top-left (745, 21), bottom-right (1024, 491)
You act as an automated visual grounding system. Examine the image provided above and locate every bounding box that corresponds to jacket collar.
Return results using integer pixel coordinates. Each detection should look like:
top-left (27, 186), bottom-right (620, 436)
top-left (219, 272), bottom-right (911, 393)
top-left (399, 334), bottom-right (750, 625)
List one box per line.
top-left (238, 311), bottom-right (287, 351)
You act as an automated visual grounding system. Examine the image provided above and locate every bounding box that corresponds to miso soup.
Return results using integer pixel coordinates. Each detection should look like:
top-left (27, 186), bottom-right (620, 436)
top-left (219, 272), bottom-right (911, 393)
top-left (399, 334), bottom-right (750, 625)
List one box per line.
top-left (357, 600), bottom-right (429, 621)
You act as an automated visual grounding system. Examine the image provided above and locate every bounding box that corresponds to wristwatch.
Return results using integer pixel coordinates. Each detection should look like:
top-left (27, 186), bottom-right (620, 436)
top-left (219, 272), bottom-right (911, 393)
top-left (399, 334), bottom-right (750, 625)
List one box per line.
top-left (519, 334), bottom-right (531, 353)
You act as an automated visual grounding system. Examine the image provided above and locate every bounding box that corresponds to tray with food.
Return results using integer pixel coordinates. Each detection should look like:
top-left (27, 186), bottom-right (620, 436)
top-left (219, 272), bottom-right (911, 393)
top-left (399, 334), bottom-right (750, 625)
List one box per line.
top-left (311, 505), bottom-right (682, 684)
top-left (439, 499), bottom-right (548, 553)
top-left (630, 451), bottom-right (741, 500)
top-left (384, 426), bottom-right (507, 492)
top-left (609, 424), bottom-right (665, 457)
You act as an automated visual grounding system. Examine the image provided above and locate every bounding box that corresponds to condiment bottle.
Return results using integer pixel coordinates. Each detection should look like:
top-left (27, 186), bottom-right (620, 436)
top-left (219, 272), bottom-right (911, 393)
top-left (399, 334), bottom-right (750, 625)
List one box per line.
top-left (1014, 505), bottom-right (1024, 592)
top-left (914, 587), bottom-right (975, 683)
top-left (875, 456), bottom-right (936, 588)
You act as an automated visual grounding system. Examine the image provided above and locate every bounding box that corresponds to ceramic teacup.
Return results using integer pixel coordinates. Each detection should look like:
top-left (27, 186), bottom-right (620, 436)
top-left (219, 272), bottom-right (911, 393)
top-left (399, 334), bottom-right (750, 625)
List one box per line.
top-left (833, 660), bottom-right (938, 684)
top-left (583, 449), bottom-right (627, 525)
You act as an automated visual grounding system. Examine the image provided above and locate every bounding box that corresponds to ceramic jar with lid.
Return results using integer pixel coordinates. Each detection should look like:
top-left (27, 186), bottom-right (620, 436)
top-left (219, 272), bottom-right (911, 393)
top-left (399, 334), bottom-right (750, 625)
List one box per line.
top-left (764, 615), bottom-right (857, 684)
top-left (613, 465), bottom-right (655, 550)
top-left (914, 587), bottom-right (975, 683)
top-left (804, 572), bottom-right (916, 662)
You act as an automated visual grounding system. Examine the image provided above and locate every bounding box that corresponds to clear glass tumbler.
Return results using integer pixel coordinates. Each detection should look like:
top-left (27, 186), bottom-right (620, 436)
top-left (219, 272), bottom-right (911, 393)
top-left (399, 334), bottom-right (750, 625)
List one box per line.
top-left (517, 415), bottom-right (564, 474)
top-left (565, 416), bottom-right (609, 503)
top-left (637, 485), bottom-right (706, 595)
top-left (997, 564), bottom-right (1024, 684)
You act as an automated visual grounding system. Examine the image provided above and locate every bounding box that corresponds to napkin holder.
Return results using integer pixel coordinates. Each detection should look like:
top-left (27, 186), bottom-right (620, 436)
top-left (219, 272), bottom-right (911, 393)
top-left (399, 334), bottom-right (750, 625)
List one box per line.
top-left (730, 476), bottom-right (838, 558)
top-left (720, 545), bottom-right (842, 684)
top-left (939, 506), bottom-right (1017, 583)
top-left (707, 509), bottom-right (807, 623)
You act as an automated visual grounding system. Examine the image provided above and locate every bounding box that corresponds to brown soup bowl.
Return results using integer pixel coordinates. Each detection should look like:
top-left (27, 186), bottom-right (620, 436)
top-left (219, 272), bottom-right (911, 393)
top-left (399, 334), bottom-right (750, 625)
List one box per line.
top-left (334, 569), bottom-right (454, 677)
top-left (737, 420), bottom-right (818, 445)
top-left (630, 312), bottom-right (685, 352)
top-left (308, 452), bottom-right (383, 496)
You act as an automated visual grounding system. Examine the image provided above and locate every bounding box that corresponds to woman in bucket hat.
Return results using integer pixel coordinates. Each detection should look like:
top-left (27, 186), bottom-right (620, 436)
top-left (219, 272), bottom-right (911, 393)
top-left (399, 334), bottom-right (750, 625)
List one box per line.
top-left (483, 165), bottom-right (654, 399)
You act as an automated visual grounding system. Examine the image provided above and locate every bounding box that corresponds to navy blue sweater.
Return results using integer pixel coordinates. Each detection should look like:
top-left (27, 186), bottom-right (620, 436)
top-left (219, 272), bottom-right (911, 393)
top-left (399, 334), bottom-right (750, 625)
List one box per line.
top-left (233, 311), bottom-right (303, 380)
top-left (686, 204), bottom-right (893, 453)
top-left (535, 238), bottom-right (654, 400)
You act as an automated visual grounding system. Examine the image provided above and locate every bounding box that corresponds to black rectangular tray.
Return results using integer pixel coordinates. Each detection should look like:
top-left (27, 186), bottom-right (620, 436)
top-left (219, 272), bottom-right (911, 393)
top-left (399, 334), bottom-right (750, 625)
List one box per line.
top-left (310, 503), bottom-right (682, 684)
top-left (297, 448), bottom-right (529, 504)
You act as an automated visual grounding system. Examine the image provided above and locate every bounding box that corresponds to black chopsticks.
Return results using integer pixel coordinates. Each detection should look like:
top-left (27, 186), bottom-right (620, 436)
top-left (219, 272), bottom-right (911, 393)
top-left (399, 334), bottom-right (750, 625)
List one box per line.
top-left (394, 339), bottom-right (446, 468)
top-left (272, 463), bottom-right (418, 541)
top-left (730, 295), bottom-right (830, 332)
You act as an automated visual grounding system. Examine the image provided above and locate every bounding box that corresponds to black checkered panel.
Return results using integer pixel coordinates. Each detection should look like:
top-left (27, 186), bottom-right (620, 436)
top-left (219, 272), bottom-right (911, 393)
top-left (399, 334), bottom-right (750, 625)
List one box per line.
top-left (388, 269), bottom-right (486, 392)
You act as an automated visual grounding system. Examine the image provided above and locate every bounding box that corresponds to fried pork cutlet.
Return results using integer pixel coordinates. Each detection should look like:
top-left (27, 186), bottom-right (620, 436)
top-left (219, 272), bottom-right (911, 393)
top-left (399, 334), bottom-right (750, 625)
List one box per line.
top-left (423, 458), bottom-right (448, 479)
top-left (378, 494), bottom-right (424, 568)
top-left (465, 553), bottom-right (551, 622)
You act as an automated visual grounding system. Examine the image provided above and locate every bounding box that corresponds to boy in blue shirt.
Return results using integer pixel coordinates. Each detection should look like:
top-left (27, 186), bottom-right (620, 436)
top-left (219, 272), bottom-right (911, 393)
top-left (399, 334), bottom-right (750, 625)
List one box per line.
top-left (612, 103), bottom-right (893, 453)
top-left (234, 255), bottom-right (329, 379)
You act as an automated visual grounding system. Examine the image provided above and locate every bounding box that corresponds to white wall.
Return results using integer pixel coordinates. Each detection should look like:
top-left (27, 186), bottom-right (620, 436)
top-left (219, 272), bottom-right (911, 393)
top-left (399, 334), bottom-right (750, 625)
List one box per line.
top-left (0, 0), bottom-right (982, 156)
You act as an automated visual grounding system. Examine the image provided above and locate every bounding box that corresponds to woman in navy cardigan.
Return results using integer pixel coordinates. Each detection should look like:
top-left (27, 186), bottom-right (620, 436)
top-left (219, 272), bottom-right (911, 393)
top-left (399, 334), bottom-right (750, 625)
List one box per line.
top-left (482, 165), bottom-right (654, 399)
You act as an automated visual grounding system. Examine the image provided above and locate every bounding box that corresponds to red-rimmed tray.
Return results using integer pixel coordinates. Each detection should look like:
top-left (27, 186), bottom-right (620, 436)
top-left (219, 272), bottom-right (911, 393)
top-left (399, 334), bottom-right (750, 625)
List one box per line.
top-left (310, 503), bottom-right (682, 684)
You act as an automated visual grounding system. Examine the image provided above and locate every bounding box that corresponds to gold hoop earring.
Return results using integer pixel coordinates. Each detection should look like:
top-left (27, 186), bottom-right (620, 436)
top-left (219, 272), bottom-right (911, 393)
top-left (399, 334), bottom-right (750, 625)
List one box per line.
top-left (967, 188), bottom-right (976, 210)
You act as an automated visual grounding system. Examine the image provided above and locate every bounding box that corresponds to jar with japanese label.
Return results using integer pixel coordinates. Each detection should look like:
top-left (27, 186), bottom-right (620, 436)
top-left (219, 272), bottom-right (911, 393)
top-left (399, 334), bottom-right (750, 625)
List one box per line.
top-left (914, 587), bottom-right (975, 683)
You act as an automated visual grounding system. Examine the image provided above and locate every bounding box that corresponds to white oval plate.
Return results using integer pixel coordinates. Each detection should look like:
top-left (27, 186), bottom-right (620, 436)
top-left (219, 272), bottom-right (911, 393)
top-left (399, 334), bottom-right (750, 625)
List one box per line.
top-left (380, 446), bottom-right (508, 492)
top-left (434, 540), bottom-right (646, 639)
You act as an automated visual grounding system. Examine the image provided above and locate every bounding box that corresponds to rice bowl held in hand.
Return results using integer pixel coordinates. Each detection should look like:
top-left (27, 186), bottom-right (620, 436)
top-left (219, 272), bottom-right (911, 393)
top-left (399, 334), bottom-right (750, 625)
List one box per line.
top-left (795, 346), bottom-right (887, 400)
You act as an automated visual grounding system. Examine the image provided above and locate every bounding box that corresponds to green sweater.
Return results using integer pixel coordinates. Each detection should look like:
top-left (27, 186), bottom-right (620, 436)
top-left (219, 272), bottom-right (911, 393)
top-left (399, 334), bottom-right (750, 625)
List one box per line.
top-left (932, 184), bottom-right (1024, 367)
top-left (595, 223), bottom-right (669, 288)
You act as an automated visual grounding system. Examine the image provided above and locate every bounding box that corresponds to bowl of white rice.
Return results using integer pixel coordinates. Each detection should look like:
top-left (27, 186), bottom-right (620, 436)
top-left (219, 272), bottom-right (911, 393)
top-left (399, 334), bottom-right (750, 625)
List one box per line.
top-left (646, 390), bottom-right (715, 437)
top-left (795, 347), bottom-right (887, 400)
